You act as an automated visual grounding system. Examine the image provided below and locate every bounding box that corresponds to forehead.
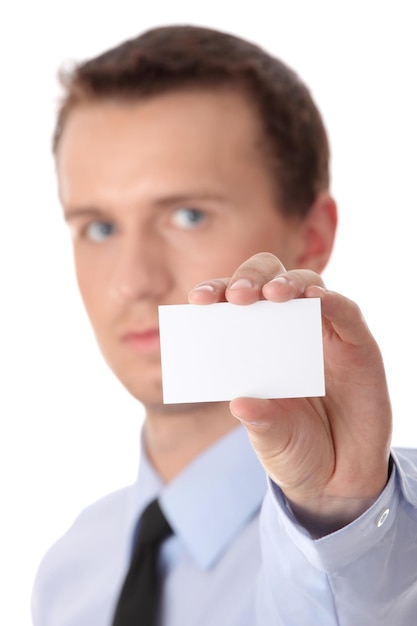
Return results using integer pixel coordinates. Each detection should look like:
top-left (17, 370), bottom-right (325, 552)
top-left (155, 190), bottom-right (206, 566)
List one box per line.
top-left (57, 87), bottom-right (265, 162)
top-left (56, 88), bottom-right (275, 209)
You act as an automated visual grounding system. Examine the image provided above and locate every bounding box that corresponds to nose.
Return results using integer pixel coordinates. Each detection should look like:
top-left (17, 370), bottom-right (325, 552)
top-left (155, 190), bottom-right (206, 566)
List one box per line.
top-left (108, 229), bottom-right (172, 304)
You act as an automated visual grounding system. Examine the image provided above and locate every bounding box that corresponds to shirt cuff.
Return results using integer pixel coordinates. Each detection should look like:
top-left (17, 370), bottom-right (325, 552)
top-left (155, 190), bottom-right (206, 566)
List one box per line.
top-left (267, 458), bottom-right (398, 572)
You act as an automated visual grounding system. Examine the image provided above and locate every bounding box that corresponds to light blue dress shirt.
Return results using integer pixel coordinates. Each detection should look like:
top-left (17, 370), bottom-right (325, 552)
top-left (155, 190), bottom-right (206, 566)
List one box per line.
top-left (31, 428), bottom-right (417, 626)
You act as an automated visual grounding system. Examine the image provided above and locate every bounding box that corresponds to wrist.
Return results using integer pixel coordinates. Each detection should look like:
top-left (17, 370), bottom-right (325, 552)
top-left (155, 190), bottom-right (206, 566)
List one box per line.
top-left (286, 494), bottom-right (379, 538)
top-left (283, 459), bottom-right (393, 539)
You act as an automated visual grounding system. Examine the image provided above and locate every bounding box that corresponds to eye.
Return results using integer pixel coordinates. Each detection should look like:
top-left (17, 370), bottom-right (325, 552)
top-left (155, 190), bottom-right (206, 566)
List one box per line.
top-left (84, 221), bottom-right (116, 242)
top-left (171, 208), bottom-right (206, 229)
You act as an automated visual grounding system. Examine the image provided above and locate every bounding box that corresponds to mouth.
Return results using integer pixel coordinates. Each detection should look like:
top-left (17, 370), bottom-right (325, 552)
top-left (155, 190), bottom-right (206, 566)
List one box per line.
top-left (121, 328), bottom-right (161, 353)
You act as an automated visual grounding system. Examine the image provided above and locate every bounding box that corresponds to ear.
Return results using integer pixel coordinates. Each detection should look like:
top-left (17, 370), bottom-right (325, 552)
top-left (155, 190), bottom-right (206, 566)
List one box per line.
top-left (294, 193), bottom-right (337, 273)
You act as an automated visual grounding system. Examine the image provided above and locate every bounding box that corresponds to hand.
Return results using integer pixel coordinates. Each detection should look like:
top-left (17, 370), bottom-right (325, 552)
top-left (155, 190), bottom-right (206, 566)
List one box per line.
top-left (189, 253), bottom-right (392, 536)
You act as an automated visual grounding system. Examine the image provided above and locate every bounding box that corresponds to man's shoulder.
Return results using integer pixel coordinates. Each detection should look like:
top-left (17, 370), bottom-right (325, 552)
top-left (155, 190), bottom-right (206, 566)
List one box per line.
top-left (393, 446), bottom-right (417, 465)
top-left (31, 484), bottom-right (135, 625)
top-left (392, 446), bottom-right (417, 508)
top-left (38, 483), bottom-right (133, 571)
top-left (70, 483), bottom-right (133, 537)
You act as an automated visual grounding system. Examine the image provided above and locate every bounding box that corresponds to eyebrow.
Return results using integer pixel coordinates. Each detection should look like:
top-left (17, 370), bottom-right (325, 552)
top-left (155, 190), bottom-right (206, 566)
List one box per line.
top-left (64, 207), bottom-right (104, 222)
top-left (153, 192), bottom-right (229, 207)
top-left (63, 192), bottom-right (229, 222)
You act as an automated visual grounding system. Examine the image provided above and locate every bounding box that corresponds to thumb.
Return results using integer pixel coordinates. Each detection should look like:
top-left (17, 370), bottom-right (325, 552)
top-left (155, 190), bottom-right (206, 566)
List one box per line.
top-left (230, 396), bottom-right (333, 495)
top-left (230, 397), bottom-right (293, 457)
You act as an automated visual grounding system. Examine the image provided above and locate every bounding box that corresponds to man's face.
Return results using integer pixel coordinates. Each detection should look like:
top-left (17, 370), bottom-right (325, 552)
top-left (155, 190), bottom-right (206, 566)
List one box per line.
top-left (56, 89), bottom-right (308, 408)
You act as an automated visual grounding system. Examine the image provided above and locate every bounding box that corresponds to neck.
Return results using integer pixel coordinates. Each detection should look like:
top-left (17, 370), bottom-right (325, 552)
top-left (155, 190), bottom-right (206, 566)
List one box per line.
top-left (143, 402), bottom-right (238, 482)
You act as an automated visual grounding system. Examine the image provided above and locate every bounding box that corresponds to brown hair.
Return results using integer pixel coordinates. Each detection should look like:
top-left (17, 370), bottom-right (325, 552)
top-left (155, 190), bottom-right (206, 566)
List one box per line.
top-left (54, 25), bottom-right (330, 217)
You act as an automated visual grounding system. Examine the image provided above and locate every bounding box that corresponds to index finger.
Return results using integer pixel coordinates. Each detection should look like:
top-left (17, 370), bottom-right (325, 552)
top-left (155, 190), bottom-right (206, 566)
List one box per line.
top-left (188, 252), bottom-right (287, 305)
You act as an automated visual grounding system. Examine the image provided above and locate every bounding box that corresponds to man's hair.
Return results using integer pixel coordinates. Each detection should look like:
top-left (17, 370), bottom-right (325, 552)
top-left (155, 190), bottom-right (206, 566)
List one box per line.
top-left (54, 25), bottom-right (330, 217)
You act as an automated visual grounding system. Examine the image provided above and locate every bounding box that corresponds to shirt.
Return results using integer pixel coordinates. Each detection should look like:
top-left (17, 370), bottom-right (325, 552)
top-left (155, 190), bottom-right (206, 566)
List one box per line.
top-left (31, 428), bottom-right (417, 626)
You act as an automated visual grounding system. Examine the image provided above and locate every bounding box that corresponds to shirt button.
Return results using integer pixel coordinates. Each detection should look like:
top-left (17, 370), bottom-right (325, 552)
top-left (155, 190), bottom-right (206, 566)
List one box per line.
top-left (376, 508), bottom-right (390, 528)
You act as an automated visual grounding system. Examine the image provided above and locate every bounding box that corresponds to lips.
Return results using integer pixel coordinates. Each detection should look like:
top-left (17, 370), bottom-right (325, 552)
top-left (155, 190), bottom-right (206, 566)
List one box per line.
top-left (121, 328), bottom-right (161, 353)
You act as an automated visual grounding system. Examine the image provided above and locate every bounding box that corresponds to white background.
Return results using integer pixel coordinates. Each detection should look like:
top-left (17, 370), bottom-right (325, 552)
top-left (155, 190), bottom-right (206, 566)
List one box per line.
top-left (1, 1), bottom-right (416, 623)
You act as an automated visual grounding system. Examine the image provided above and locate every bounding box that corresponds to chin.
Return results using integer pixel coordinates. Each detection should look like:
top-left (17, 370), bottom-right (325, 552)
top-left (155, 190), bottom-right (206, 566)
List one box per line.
top-left (121, 376), bottom-right (164, 408)
top-left (102, 351), bottom-right (164, 405)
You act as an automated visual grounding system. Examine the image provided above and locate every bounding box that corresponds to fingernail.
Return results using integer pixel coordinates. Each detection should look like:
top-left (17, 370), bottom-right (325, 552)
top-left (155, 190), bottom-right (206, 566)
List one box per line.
top-left (228, 278), bottom-right (253, 290)
top-left (192, 283), bottom-right (215, 292)
top-left (268, 275), bottom-right (289, 285)
top-left (230, 410), bottom-right (259, 426)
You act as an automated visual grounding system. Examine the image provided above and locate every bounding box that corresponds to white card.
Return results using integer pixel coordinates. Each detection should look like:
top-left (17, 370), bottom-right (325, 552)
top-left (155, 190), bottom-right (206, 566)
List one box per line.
top-left (159, 299), bottom-right (325, 404)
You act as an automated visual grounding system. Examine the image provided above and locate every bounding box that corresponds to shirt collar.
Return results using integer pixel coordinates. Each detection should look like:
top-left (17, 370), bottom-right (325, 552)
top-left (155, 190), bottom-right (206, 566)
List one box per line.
top-left (130, 425), bottom-right (266, 570)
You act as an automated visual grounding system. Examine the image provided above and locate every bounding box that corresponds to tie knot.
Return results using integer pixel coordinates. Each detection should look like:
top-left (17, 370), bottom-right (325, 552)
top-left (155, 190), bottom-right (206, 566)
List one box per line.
top-left (137, 499), bottom-right (173, 547)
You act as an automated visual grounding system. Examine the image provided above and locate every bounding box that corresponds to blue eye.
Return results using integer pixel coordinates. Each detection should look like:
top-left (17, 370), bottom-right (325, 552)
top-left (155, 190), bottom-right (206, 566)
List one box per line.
top-left (85, 221), bottom-right (115, 242)
top-left (172, 208), bottom-right (206, 229)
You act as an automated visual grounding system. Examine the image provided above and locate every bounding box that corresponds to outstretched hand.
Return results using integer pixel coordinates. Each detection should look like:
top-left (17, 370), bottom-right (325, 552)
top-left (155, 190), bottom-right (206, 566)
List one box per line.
top-left (189, 253), bottom-right (392, 536)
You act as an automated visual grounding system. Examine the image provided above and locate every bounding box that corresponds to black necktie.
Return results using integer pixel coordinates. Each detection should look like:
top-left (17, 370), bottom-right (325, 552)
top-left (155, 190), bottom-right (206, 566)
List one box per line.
top-left (112, 499), bottom-right (173, 626)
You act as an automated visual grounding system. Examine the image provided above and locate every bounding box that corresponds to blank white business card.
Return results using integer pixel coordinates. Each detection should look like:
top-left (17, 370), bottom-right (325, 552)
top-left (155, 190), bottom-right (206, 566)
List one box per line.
top-left (159, 299), bottom-right (325, 404)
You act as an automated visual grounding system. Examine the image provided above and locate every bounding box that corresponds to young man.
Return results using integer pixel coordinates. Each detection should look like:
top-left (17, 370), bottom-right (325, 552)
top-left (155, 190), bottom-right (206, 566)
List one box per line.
top-left (32, 25), bottom-right (417, 625)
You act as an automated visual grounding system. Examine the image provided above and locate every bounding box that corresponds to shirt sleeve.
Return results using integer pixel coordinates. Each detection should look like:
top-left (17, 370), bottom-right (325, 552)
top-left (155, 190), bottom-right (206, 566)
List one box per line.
top-left (256, 447), bottom-right (417, 626)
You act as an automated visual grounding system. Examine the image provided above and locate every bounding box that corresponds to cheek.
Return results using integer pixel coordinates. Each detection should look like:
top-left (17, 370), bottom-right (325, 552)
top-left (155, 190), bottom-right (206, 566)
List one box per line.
top-left (176, 248), bottom-right (251, 287)
top-left (241, 221), bottom-right (297, 267)
top-left (74, 258), bottom-right (105, 316)
top-left (172, 232), bottom-right (277, 287)
top-left (213, 228), bottom-right (284, 270)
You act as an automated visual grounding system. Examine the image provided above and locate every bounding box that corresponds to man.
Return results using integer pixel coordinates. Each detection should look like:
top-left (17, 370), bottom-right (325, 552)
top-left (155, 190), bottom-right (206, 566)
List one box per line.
top-left (32, 25), bottom-right (417, 625)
